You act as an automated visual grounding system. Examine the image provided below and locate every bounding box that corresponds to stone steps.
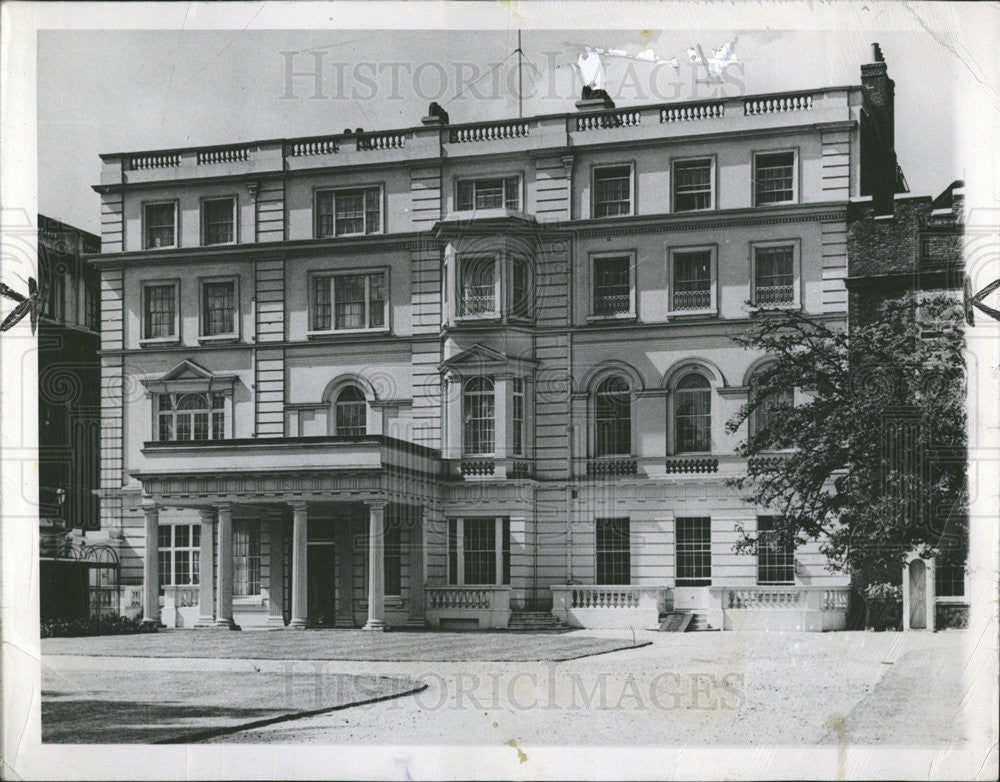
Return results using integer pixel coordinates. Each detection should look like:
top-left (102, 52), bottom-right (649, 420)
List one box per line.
top-left (507, 611), bottom-right (573, 633)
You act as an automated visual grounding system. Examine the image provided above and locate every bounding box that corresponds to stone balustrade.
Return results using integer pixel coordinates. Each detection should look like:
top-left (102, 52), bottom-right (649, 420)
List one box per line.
top-left (425, 585), bottom-right (511, 629)
top-left (551, 585), bottom-right (668, 628)
top-left (743, 93), bottom-right (813, 115)
top-left (660, 102), bottom-right (725, 123)
top-left (715, 585), bottom-right (851, 631)
top-left (128, 152), bottom-right (181, 170)
top-left (197, 146), bottom-right (251, 165)
top-left (448, 120), bottom-right (530, 144)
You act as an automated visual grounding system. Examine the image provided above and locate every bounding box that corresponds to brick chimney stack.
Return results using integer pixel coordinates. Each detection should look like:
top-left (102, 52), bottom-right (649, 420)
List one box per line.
top-left (860, 42), bottom-right (900, 215)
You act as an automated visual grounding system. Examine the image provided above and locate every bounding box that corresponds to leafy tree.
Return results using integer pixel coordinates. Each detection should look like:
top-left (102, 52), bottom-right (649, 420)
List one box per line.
top-left (726, 295), bottom-right (967, 583)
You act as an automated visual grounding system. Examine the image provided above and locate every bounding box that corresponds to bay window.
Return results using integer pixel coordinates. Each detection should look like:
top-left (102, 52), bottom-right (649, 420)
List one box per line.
top-left (459, 255), bottom-right (497, 316)
top-left (456, 176), bottom-right (520, 211)
top-left (157, 392), bottom-right (226, 441)
top-left (462, 376), bottom-right (495, 456)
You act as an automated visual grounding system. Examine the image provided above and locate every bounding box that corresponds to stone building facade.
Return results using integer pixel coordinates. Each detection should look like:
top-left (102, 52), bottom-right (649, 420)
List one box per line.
top-left (87, 47), bottom-right (906, 632)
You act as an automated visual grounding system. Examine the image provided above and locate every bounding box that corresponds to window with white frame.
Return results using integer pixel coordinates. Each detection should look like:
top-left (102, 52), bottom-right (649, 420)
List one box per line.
top-left (315, 187), bottom-right (382, 237)
top-left (142, 282), bottom-right (179, 340)
top-left (671, 250), bottom-right (713, 312)
top-left (596, 517), bottom-right (630, 585)
top-left (672, 158), bottom-right (714, 212)
top-left (310, 271), bottom-right (387, 332)
top-left (144, 202), bottom-right (177, 249)
top-left (202, 197), bottom-right (236, 245)
top-left (593, 165), bottom-right (633, 218)
top-left (512, 377), bottom-right (525, 456)
top-left (592, 255), bottom-right (633, 317)
top-left (756, 516), bottom-right (794, 585)
top-left (595, 376), bottom-right (631, 456)
top-left (754, 151), bottom-right (796, 205)
top-left (200, 278), bottom-right (237, 338)
top-left (676, 516), bottom-right (711, 585)
top-left (462, 376), bottom-right (495, 456)
top-left (675, 373), bottom-right (711, 453)
top-left (447, 517), bottom-right (510, 586)
top-left (334, 385), bottom-right (367, 436)
top-left (752, 244), bottom-right (796, 306)
top-left (157, 392), bottom-right (226, 441)
top-left (233, 519), bottom-right (261, 596)
top-left (457, 176), bottom-right (520, 211)
top-left (157, 524), bottom-right (200, 594)
top-left (459, 255), bottom-right (498, 317)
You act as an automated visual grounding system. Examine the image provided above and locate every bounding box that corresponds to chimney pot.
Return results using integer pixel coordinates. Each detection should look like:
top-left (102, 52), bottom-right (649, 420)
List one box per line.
top-left (871, 42), bottom-right (884, 62)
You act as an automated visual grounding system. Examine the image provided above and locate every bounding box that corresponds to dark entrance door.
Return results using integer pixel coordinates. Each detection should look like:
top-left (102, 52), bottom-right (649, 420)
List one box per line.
top-left (307, 545), bottom-right (336, 627)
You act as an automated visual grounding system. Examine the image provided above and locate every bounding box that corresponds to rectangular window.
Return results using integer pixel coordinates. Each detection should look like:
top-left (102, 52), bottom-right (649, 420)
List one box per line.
top-left (753, 246), bottom-right (795, 305)
top-left (310, 272), bottom-right (388, 332)
top-left (592, 255), bottom-right (632, 316)
top-left (43, 272), bottom-right (65, 321)
top-left (201, 279), bottom-right (237, 337)
top-left (756, 516), bottom-right (794, 585)
top-left (593, 165), bottom-right (633, 218)
top-left (457, 176), bottom-right (520, 211)
top-left (202, 198), bottom-right (235, 245)
top-left (459, 256), bottom-right (497, 316)
top-left (448, 519), bottom-right (458, 586)
top-left (462, 377), bottom-right (495, 456)
top-left (463, 518), bottom-right (496, 585)
top-left (512, 377), bottom-right (525, 456)
top-left (157, 392), bottom-right (226, 442)
top-left (143, 282), bottom-right (178, 340)
top-left (157, 523), bottom-right (200, 594)
top-left (596, 517), bottom-right (630, 585)
top-left (672, 251), bottom-right (712, 311)
top-left (510, 257), bottom-right (530, 318)
top-left (233, 520), bottom-right (261, 596)
top-left (676, 516), bottom-right (711, 585)
top-left (315, 187), bottom-right (382, 237)
top-left (935, 561), bottom-right (965, 598)
top-left (673, 158), bottom-right (713, 211)
top-left (144, 202), bottom-right (176, 248)
top-left (84, 278), bottom-right (100, 331)
top-left (384, 521), bottom-right (402, 596)
top-left (754, 151), bottom-right (796, 205)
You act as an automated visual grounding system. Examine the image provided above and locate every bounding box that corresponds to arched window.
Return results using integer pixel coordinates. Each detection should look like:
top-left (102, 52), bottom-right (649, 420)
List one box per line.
top-left (595, 376), bottom-right (631, 456)
top-left (675, 373), bottom-right (711, 453)
top-left (334, 385), bottom-right (367, 436)
top-left (750, 381), bottom-right (793, 442)
top-left (158, 392), bottom-right (225, 441)
top-left (463, 376), bottom-right (495, 455)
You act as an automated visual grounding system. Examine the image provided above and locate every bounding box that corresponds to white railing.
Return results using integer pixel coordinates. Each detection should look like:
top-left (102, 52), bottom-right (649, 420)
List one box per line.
top-left (754, 285), bottom-right (795, 305)
top-left (162, 584), bottom-right (199, 608)
top-left (197, 146), bottom-right (251, 165)
top-left (355, 131), bottom-right (406, 151)
top-left (672, 289), bottom-right (712, 311)
top-left (426, 585), bottom-right (507, 610)
top-left (128, 153), bottom-right (180, 170)
top-left (744, 93), bottom-right (813, 116)
top-left (572, 587), bottom-right (640, 609)
top-left (824, 589), bottom-right (850, 611)
top-left (575, 110), bottom-right (641, 131)
top-left (727, 587), bottom-right (802, 609)
top-left (289, 138), bottom-right (340, 156)
top-left (551, 585), bottom-right (667, 628)
top-left (449, 121), bottom-right (530, 143)
top-left (660, 102), bottom-right (724, 123)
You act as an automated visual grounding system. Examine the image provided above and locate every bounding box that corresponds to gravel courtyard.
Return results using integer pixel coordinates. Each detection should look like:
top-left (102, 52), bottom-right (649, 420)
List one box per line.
top-left (42, 629), bottom-right (972, 747)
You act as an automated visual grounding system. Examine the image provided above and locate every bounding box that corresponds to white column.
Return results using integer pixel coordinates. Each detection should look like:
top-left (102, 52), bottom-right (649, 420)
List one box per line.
top-left (141, 504), bottom-right (160, 625)
top-left (363, 501), bottom-right (387, 631)
top-left (265, 513), bottom-right (286, 628)
top-left (289, 502), bottom-right (308, 629)
top-left (194, 507), bottom-right (215, 627)
top-left (214, 503), bottom-right (238, 629)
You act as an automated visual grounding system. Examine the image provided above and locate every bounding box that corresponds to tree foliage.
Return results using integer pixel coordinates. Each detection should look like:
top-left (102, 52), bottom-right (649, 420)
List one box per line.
top-left (727, 295), bottom-right (967, 580)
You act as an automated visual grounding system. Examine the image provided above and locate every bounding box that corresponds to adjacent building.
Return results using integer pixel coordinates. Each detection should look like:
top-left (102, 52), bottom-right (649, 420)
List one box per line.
top-left (37, 215), bottom-right (109, 620)
top-left (88, 45), bottom-right (907, 632)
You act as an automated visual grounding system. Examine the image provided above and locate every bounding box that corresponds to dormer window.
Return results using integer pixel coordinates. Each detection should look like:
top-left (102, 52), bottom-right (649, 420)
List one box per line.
top-left (456, 176), bottom-right (520, 211)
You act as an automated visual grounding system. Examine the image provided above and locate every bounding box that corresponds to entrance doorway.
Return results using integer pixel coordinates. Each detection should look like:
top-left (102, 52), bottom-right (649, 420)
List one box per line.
top-left (908, 559), bottom-right (927, 629)
top-left (307, 544), bottom-right (336, 627)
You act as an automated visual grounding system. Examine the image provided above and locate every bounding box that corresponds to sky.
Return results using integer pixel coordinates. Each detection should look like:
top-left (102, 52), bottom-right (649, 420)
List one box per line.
top-left (36, 23), bottom-right (994, 235)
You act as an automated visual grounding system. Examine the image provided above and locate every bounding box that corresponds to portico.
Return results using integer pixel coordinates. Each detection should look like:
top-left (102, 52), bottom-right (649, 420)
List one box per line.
top-left (133, 435), bottom-right (437, 630)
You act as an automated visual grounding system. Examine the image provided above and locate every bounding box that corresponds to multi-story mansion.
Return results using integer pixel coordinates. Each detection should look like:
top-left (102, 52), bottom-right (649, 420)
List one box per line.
top-left (89, 45), bottom-right (905, 632)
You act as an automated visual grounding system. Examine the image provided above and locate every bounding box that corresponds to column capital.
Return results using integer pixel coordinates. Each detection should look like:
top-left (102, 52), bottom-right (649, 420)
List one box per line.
top-left (140, 502), bottom-right (161, 515)
top-left (366, 499), bottom-right (388, 512)
top-left (289, 500), bottom-right (309, 513)
top-left (198, 507), bottom-right (216, 523)
top-left (213, 502), bottom-right (234, 514)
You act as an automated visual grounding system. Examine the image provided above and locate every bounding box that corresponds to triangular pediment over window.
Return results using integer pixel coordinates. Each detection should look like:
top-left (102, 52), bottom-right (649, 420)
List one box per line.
top-left (438, 344), bottom-right (537, 376)
top-left (141, 359), bottom-right (239, 395)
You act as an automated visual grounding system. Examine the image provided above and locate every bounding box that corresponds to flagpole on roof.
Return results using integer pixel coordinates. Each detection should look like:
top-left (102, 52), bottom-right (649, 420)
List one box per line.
top-left (516, 29), bottom-right (523, 119)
